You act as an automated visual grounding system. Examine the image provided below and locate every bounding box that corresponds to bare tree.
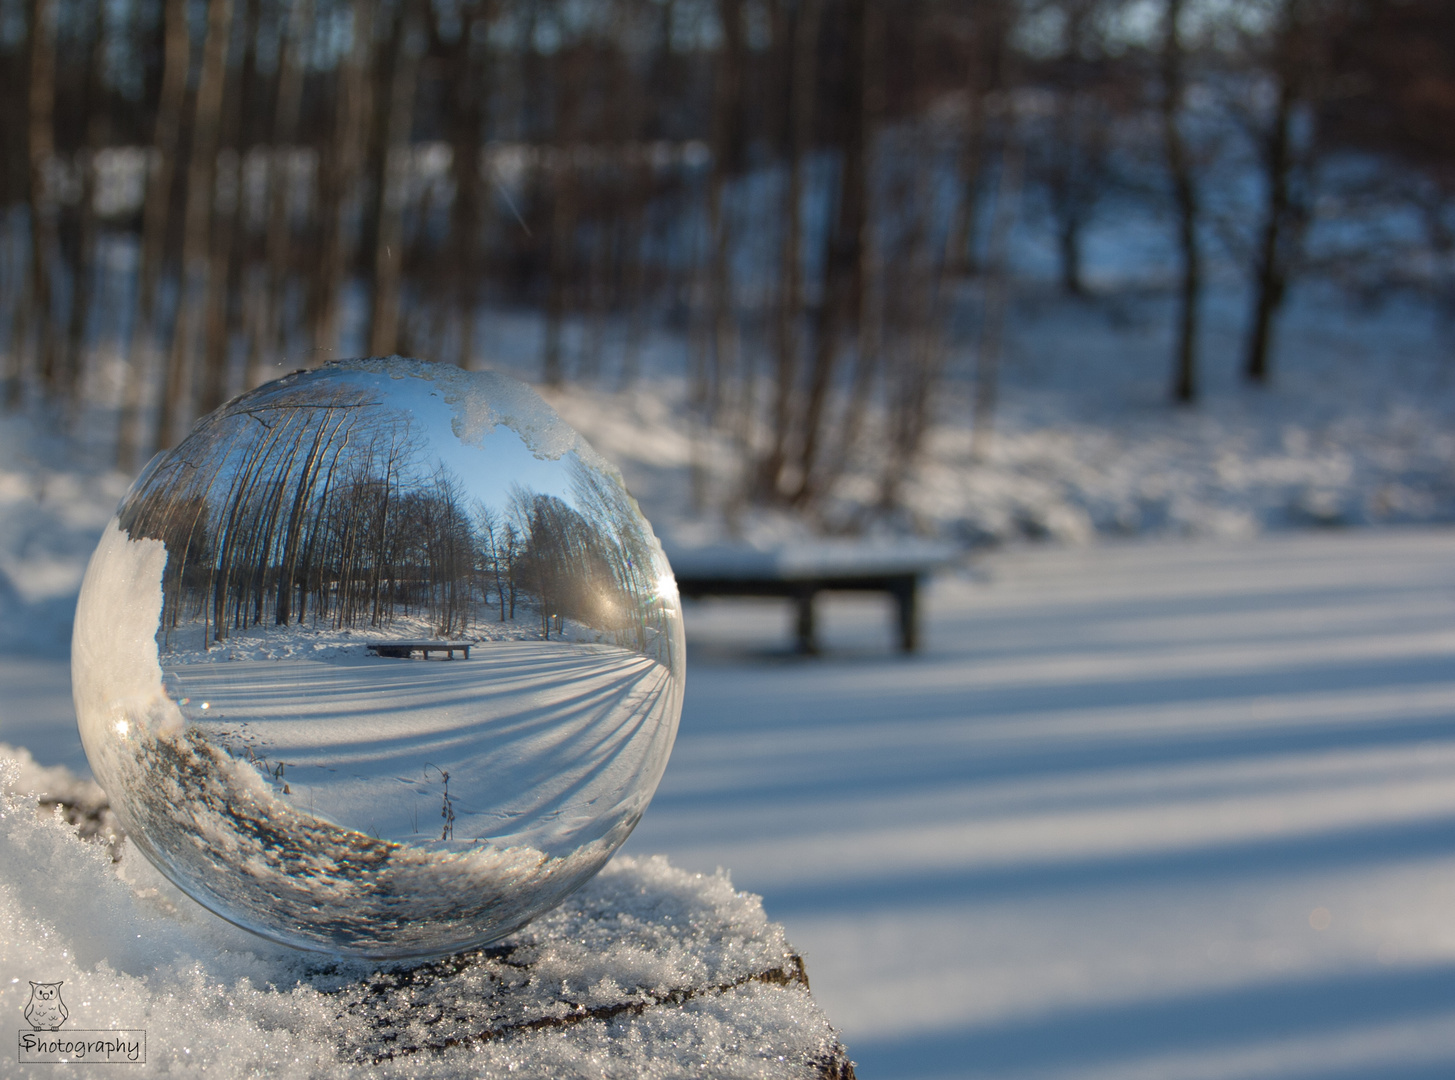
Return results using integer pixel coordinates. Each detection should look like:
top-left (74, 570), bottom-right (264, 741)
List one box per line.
top-left (444, 0), bottom-right (495, 369)
top-left (9, 0), bottom-right (59, 408)
top-left (945, 1), bottom-right (1013, 279)
top-left (755, 0), bottom-right (822, 503)
top-left (249, 0), bottom-right (313, 389)
top-left (314, 0), bottom-right (376, 358)
top-left (972, 135), bottom-right (1023, 463)
top-left (117, 0), bottom-right (190, 466)
top-left (368, 0), bottom-right (424, 357)
top-left (57, 0), bottom-right (112, 412)
top-left (1237, 0), bottom-right (1329, 385)
top-left (788, 0), bottom-right (873, 508)
top-left (155, 0), bottom-right (236, 451)
top-left (1163, 0), bottom-right (1201, 403)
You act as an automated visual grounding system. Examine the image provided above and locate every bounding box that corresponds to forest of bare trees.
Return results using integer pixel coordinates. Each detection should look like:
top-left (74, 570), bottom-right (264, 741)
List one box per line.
top-left (2, 0), bottom-right (1453, 521)
top-left (118, 373), bottom-right (674, 656)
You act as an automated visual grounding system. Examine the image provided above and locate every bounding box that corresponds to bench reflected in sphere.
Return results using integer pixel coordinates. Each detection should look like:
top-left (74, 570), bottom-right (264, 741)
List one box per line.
top-left (72, 358), bottom-right (684, 959)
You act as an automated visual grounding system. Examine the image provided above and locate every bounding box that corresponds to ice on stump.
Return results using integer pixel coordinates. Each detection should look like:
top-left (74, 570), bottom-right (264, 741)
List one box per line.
top-left (0, 748), bottom-right (855, 1079)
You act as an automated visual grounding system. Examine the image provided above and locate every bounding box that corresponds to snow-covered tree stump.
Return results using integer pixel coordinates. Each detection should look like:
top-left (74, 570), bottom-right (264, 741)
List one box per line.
top-left (2, 749), bottom-right (855, 1078)
top-left (329, 857), bottom-right (856, 1078)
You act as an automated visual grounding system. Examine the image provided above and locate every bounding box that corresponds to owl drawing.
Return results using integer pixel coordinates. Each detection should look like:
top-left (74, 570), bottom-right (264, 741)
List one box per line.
top-left (23, 981), bottom-right (67, 1030)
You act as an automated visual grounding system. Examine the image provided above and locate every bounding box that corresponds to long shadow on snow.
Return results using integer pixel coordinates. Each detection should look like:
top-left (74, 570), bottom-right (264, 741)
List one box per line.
top-left (757, 811), bottom-right (1455, 917)
top-left (847, 962), bottom-right (1455, 1080)
top-left (651, 711), bottom-right (1455, 818)
top-left (658, 702), bottom-right (1455, 821)
top-left (682, 654), bottom-right (1455, 734)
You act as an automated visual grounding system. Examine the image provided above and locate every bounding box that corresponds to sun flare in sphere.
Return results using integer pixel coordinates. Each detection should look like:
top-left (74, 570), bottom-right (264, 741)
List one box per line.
top-left (72, 359), bottom-right (684, 959)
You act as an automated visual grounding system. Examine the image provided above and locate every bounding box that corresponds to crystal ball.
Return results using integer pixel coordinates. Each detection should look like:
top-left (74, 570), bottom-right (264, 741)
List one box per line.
top-left (72, 358), bottom-right (684, 958)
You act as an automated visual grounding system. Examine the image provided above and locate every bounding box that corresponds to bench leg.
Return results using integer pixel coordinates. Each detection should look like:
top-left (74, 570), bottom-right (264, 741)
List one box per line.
top-left (794, 590), bottom-right (818, 655)
top-left (894, 578), bottom-right (919, 653)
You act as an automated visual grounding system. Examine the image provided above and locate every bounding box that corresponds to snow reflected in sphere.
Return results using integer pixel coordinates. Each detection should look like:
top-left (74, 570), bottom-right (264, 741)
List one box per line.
top-left (72, 358), bottom-right (684, 958)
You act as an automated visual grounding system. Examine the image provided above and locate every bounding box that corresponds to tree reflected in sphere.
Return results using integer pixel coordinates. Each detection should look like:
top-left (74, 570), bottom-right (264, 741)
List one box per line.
top-left (73, 358), bottom-right (684, 959)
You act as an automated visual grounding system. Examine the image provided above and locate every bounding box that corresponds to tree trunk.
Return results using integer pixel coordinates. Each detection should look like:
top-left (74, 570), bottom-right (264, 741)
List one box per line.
top-left (1243, 1), bottom-right (1319, 386)
top-left (117, 0), bottom-right (189, 466)
top-left (945, 87), bottom-right (987, 280)
top-left (198, 0), bottom-right (260, 415)
top-left (1244, 81), bottom-right (1295, 385)
top-left (542, 92), bottom-right (578, 388)
top-left (250, 0), bottom-right (311, 389)
top-left (1163, 0), bottom-right (1200, 404)
top-left (700, 0), bottom-right (744, 421)
top-left (198, 148), bottom-right (240, 416)
top-left (447, 1), bottom-right (492, 370)
top-left (155, 0), bottom-right (235, 451)
top-left (63, 4), bottom-right (109, 410)
top-left (18, 0), bottom-right (58, 404)
top-left (1057, 211), bottom-right (1085, 297)
top-left (824, 0), bottom-right (884, 496)
top-left (789, 0), bottom-right (869, 508)
top-left (972, 139), bottom-right (1022, 463)
top-left (944, 2), bottom-right (1009, 280)
top-left (368, 0), bottom-right (422, 357)
top-left (314, 0), bottom-right (375, 357)
top-left (757, 0), bottom-right (821, 502)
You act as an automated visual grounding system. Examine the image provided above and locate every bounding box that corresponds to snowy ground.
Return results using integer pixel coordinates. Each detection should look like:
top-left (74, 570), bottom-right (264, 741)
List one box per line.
top-left (622, 527), bottom-right (1455, 1079)
top-left (174, 640), bottom-right (671, 848)
top-left (6, 526), bottom-right (1455, 1077)
top-left (2, 260), bottom-right (1454, 1073)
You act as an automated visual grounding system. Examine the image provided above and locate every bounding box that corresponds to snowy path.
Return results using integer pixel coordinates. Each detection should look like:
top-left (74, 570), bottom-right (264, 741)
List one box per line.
top-left (621, 528), bottom-right (1455, 1080)
top-left (5, 529), bottom-right (1455, 1078)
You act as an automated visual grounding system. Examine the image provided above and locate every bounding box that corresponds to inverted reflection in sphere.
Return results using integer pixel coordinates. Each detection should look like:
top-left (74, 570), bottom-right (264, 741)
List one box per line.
top-left (73, 358), bottom-right (684, 958)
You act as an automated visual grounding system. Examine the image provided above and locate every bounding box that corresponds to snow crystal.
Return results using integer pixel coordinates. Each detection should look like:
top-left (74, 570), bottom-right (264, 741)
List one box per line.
top-left (0, 752), bottom-right (851, 1078)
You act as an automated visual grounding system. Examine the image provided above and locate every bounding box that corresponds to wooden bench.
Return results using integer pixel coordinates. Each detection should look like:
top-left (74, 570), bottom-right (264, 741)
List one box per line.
top-left (366, 641), bottom-right (472, 660)
top-left (669, 541), bottom-right (957, 654)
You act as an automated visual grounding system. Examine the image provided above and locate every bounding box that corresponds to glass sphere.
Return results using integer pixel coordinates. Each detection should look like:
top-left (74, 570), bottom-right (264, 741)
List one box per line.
top-left (72, 358), bottom-right (684, 959)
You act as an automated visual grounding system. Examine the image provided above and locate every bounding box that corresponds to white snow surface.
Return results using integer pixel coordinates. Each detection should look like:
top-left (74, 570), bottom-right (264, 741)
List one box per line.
top-left (7, 527), bottom-right (1455, 1077)
top-left (0, 745), bottom-right (840, 1077)
top-left (622, 527), bottom-right (1455, 1079)
top-left (1, 278), bottom-right (1454, 1074)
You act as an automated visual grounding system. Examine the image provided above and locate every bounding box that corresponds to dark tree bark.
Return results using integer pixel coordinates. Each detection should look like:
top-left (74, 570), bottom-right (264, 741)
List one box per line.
top-left (445, 1), bottom-right (493, 370)
top-left (314, 0), bottom-right (375, 357)
top-left (250, 0), bottom-right (312, 389)
top-left (12, 0), bottom-right (59, 407)
top-left (117, 0), bottom-right (189, 466)
top-left (972, 140), bottom-right (1022, 463)
top-left (1244, 82), bottom-right (1295, 385)
top-left (789, 0), bottom-right (871, 508)
top-left (756, 0), bottom-right (821, 502)
top-left (155, 0), bottom-right (235, 450)
top-left (944, 3), bottom-right (1011, 280)
top-left (824, 0), bottom-right (884, 497)
top-left (698, 0), bottom-right (745, 421)
top-left (1163, 0), bottom-right (1201, 404)
top-left (198, 0), bottom-right (262, 416)
top-left (541, 46), bottom-right (581, 390)
top-left (62, 1), bottom-right (109, 409)
top-left (1242, 0), bottom-right (1321, 385)
top-left (368, 0), bottom-right (422, 357)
